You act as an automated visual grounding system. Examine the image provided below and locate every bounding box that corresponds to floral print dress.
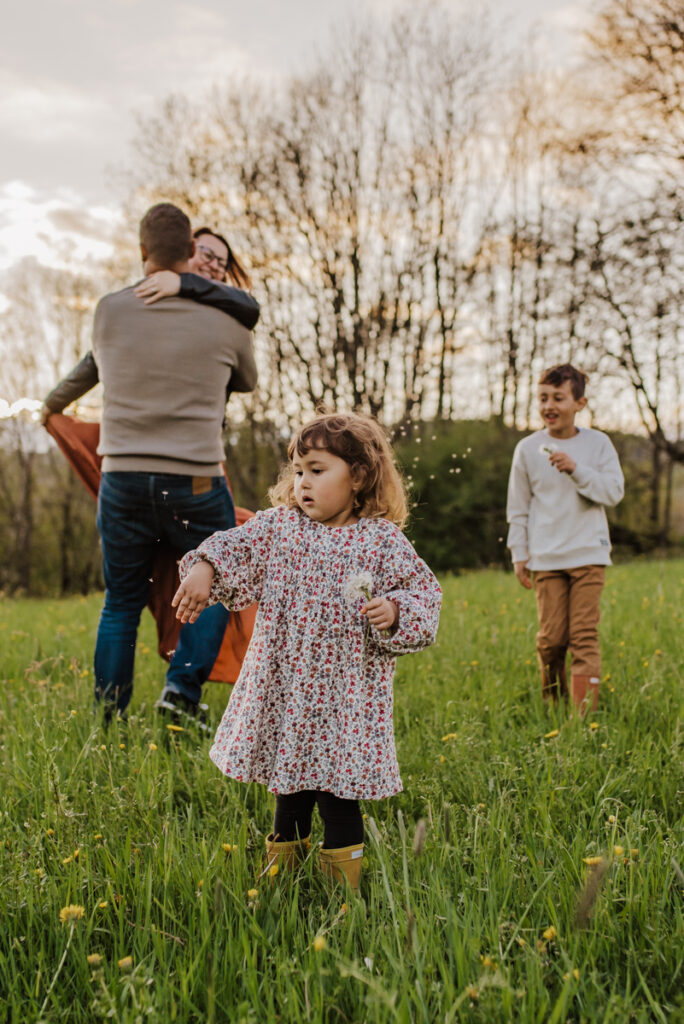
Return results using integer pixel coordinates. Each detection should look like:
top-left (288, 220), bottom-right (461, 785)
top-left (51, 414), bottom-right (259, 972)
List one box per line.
top-left (180, 506), bottom-right (441, 800)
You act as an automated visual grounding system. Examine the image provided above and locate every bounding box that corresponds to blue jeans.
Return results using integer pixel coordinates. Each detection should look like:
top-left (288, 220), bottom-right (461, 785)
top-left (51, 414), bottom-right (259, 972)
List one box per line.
top-left (95, 471), bottom-right (235, 713)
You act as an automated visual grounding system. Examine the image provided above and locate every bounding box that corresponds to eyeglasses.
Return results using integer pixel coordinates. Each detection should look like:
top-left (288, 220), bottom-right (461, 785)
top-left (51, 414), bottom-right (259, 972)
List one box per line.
top-left (196, 243), bottom-right (229, 272)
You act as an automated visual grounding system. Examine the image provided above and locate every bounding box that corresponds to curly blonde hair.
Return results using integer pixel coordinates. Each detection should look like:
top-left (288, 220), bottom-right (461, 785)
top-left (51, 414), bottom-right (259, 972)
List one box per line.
top-left (269, 412), bottom-right (409, 528)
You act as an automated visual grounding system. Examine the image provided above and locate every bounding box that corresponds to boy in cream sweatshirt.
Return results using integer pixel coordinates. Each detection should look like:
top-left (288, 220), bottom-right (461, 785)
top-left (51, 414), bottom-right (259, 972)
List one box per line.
top-left (506, 364), bottom-right (624, 713)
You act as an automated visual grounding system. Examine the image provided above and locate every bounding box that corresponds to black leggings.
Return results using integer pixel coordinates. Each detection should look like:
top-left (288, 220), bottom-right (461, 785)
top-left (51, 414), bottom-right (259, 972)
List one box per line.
top-left (274, 790), bottom-right (364, 848)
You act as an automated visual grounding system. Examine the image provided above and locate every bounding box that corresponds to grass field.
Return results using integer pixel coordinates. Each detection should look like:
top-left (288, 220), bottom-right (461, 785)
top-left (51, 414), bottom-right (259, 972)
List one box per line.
top-left (1, 560), bottom-right (683, 1023)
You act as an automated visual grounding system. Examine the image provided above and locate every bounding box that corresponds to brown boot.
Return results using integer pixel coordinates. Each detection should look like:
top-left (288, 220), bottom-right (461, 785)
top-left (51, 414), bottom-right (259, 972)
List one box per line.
top-left (571, 674), bottom-right (600, 716)
top-left (263, 833), bottom-right (311, 876)
top-left (319, 843), bottom-right (363, 893)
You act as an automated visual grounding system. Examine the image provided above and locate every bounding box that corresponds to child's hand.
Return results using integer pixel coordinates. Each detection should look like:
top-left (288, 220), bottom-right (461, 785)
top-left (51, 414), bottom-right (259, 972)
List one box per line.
top-left (172, 561), bottom-right (215, 623)
top-left (362, 597), bottom-right (399, 631)
top-left (134, 271), bottom-right (181, 305)
top-left (514, 561), bottom-right (532, 590)
top-left (549, 451), bottom-right (576, 474)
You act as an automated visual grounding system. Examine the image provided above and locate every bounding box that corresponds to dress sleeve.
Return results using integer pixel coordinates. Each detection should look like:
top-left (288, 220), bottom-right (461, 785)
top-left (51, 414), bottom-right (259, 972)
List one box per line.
top-left (370, 526), bottom-right (442, 656)
top-left (178, 508), bottom-right (276, 609)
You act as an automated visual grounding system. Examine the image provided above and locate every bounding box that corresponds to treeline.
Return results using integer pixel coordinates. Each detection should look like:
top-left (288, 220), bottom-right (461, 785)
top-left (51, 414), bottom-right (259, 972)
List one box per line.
top-left (1, 418), bottom-right (680, 597)
top-left (0, 0), bottom-right (683, 587)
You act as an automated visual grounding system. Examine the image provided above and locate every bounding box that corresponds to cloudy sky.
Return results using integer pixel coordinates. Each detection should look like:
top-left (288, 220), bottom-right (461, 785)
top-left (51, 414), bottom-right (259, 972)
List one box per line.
top-left (1, 0), bottom-right (590, 271)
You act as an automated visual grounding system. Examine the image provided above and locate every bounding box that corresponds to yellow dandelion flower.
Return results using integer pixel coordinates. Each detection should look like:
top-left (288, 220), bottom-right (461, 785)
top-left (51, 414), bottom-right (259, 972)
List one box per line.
top-left (477, 803), bottom-right (486, 810)
top-left (198, 880), bottom-right (204, 889)
top-left (62, 856), bottom-right (72, 865)
top-left (439, 754), bottom-right (446, 764)
top-left (340, 902), bottom-right (348, 914)
top-left (222, 843), bottom-right (238, 853)
top-left (34, 868), bottom-right (45, 877)
top-left (312, 935), bottom-right (326, 952)
top-left (542, 926), bottom-right (557, 941)
top-left (583, 856), bottom-right (603, 866)
top-left (166, 724), bottom-right (184, 733)
top-left (589, 722), bottom-right (599, 731)
top-left (601, 743), bottom-right (608, 749)
top-left (46, 828), bottom-right (54, 838)
top-left (59, 904), bottom-right (85, 924)
top-left (608, 815), bottom-right (616, 823)
top-left (480, 955), bottom-right (496, 968)
top-left (544, 729), bottom-right (560, 739)
top-left (94, 833), bottom-right (103, 840)
top-left (563, 968), bottom-right (580, 981)
top-left (268, 864), bottom-right (279, 878)
top-left (98, 901), bottom-right (109, 909)
top-left (441, 732), bottom-right (457, 742)
top-left (466, 986), bottom-right (479, 1000)
top-left (603, 672), bottom-right (611, 681)
top-left (247, 888), bottom-right (258, 899)
top-left (148, 743), bottom-right (158, 751)
top-left (73, 849), bottom-right (80, 861)
top-left (470, 660), bottom-right (479, 667)
top-left (630, 849), bottom-right (639, 858)
top-left (87, 953), bottom-right (103, 967)
top-left (654, 649), bottom-right (661, 656)
top-left (117, 956), bottom-right (133, 970)
top-left (515, 937), bottom-right (526, 947)
top-left (613, 845), bottom-right (624, 857)
top-left (119, 743), bottom-right (126, 750)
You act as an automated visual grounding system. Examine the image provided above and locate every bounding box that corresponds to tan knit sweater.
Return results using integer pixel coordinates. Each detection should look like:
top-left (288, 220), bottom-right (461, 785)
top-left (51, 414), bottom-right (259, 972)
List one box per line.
top-left (92, 286), bottom-right (257, 476)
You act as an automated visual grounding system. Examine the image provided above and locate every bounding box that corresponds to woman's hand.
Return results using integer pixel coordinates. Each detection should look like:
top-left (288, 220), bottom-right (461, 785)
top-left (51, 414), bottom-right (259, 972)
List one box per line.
top-left (362, 597), bottom-right (399, 631)
top-left (172, 561), bottom-right (215, 623)
top-left (134, 271), bottom-right (181, 305)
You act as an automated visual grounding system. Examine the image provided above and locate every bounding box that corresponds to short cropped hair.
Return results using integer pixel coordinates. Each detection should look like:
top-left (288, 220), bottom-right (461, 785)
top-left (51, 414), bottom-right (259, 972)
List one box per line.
top-left (538, 363), bottom-right (588, 400)
top-left (140, 203), bottom-right (193, 267)
top-left (269, 412), bottom-right (409, 528)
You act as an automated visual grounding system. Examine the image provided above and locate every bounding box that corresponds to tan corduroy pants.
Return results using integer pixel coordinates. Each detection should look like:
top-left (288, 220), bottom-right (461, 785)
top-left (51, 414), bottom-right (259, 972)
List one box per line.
top-left (533, 565), bottom-right (605, 698)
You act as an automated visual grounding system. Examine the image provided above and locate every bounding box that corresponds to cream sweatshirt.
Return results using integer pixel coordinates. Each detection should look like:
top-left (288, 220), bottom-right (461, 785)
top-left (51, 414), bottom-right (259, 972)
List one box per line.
top-left (506, 428), bottom-right (624, 571)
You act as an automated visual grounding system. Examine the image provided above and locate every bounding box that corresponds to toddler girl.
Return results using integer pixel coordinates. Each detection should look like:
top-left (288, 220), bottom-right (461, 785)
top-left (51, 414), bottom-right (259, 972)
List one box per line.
top-left (173, 412), bottom-right (441, 891)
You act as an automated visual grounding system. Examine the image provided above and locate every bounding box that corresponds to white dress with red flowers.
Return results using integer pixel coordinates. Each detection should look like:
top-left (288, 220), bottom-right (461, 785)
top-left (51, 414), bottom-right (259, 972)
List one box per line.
top-left (180, 506), bottom-right (441, 800)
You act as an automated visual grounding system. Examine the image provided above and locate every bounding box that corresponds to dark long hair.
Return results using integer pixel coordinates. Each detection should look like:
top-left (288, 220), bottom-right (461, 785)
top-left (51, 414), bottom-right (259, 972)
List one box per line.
top-left (193, 227), bottom-right (251, 289)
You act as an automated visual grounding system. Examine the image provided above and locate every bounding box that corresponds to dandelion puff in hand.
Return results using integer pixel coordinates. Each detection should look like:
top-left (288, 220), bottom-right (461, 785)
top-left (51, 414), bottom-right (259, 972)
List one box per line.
top-left (539, 442), bottom-right (558, 457)
top-left (343, 572), bottom-right (373, 604)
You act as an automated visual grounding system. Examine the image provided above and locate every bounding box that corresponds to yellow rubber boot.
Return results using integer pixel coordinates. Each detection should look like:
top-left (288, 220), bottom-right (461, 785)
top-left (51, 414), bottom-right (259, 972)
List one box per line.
top-left (319, 843), bottom-right (364, 893)
top-left (264, 833), bottom-right (311, 875)
top-left (571, 674), bottom-right (600, 716)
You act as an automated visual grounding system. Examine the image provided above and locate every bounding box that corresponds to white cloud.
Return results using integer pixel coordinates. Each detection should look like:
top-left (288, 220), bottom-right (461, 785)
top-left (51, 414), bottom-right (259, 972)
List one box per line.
top-left (0, 182), bottom-right (120, 271)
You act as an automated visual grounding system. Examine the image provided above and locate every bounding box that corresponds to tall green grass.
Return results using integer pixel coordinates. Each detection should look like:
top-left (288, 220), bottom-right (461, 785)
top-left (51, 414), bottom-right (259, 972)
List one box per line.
top-left (1, 560), bottom-right (682, 1022)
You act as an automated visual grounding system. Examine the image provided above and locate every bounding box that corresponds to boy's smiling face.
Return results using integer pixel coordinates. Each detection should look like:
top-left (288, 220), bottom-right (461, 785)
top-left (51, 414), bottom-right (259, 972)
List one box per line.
top-left (538, 379), bottom-right (587, 438)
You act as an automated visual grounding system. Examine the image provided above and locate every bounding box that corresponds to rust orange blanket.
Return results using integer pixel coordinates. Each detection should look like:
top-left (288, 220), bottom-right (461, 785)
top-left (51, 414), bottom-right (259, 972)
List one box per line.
top-left (45, 414), bottom-right (256, 684)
